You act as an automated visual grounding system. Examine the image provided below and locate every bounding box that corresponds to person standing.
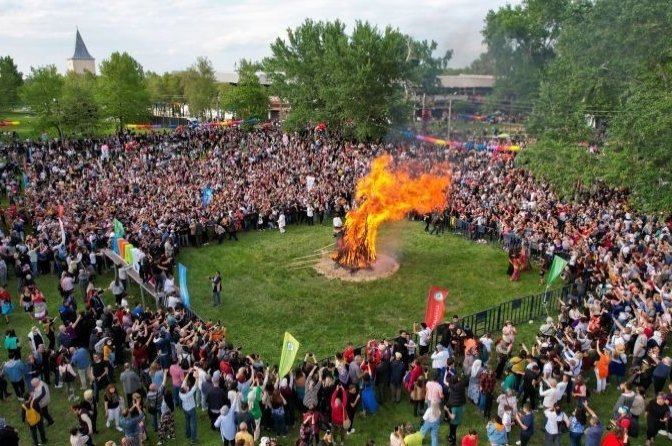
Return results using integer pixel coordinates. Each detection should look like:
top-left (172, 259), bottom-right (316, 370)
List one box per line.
top-left (645, 393), bottom-right (669, 446)
top-left (278, 211), bottom-right (286, 234)
top-left (120, 363), bottom-right (141, 407)
top-left (30, 378), bottom-right (54, 426)
top-left (179, 370), bottom-right (199, 444)
top-left (413, 322), bottom-right (432, 357)
top-left (330, 384), bottom-right (348, 446)
top-left (119, 400), bottom-right (145, 446)
top-left (103, 384), bottom-right (124, 432)
top-left (211, 272), bottom-right (222, 306)
top-left (515, 404), bottom-right (534, 446)
top-left (420, 401), bottom-right (442, 446)
top-left (21, 392), bottom-right (47, 446)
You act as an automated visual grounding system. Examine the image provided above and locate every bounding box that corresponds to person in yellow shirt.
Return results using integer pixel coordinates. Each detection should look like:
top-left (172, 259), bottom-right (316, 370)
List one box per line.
top-left (509, 350), bottom-right (528, 389)
top-left (403, 423), bottom-right (424, 446)
top-left (234, 422), bottom-right (254, 446)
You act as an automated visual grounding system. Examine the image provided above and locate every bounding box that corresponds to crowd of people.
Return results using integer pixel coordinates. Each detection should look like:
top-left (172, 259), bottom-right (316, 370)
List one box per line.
top-left (0, 127), bottom-right (670, 446)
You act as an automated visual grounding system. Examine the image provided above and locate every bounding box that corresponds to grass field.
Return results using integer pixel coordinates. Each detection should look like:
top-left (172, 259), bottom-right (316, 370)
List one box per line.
top-left (181, 221), bottom-right (541, 360)
top-left (0, 221), bottom-right (623, 446)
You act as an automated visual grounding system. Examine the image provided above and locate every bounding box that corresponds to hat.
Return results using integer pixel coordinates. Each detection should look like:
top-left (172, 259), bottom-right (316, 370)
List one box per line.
top-left (394, 352), bottom-right (402, 360)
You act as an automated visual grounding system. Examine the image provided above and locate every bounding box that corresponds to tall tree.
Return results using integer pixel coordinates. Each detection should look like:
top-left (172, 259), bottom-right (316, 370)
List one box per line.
top-left (264, 19), bottom-right (444, 140)
top-left (147, 71), bottom-right (185, 116)
top-left (0, 56), bottom-right (23, 114)
top-left (60, 71), bottom-right (100, 135)
top-left (482, 0), bottom-right (572, 102)
top-left (181, 57), bottom-right (217, 118)
top-left (19, 65), bottom-right (64, 137)
top-left (96, 52), bottom-right (151, 130)
top-left (220, 59), bottom-right (268, 121)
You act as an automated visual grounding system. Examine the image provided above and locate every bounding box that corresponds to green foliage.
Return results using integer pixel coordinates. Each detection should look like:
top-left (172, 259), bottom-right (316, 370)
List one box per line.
top-left (220, 59), bottom-right (268, 121)
top-left (96, 52), bottom-right (151, 129)
top-left (529, 0), bottom-right (672, 141)
top-left (60, 71), bottom-right (100, 135)
top-left (146, 71), bottom-right (185, 115)
top-left (264, 19), bottom-right (444, 140)
top-left (0, 55), bottom-right (23, 113)
top-left (515, 0), bottom-right (672, 212)
top-left (181, 56), bottom-right (217, 118)
top-left (515, 140), bottom-right (600, 201)
top-left (482, 0), bottom-right (571, 102)
top-left (19, 65), bottom-right (65, 137)
top-left (517, 138), bottom-right (672, 213)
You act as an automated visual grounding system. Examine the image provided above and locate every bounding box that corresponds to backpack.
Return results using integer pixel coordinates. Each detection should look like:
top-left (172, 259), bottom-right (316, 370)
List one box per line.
top-left (24, 404), bottom-right (41, 427)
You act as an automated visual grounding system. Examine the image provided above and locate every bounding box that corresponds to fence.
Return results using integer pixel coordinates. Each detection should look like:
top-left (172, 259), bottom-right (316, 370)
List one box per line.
top-left (431, 216), bottom-right (554, 261)
top-left (320, 284), bottom-right (571, 363)
top-left (431, 284), bottom-right (570, 345)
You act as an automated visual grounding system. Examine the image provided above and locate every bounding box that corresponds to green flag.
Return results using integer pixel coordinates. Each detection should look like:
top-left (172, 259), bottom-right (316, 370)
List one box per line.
top-left (113, 218), bottom-right (125, 238)
top-left (546, 255), bottom-right (568, 287)
top-left (278, 332), bottom-right (300, 379)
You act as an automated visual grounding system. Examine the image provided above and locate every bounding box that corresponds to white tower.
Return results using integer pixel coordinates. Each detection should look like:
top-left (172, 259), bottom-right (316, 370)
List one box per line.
top-left (67, 29), bottom-right (95, 74)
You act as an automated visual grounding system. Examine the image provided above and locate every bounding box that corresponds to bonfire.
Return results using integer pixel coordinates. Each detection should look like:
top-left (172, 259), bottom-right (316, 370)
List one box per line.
top-left (333, 154), bottom-right (451, 269)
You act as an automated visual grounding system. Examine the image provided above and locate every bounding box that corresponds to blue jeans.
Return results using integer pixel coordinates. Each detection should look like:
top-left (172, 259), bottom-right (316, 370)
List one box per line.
top-left (172, 386), bottom-right (181, 409)
top-left (272, 410), bottom-right (287, 436)
top-left (420, 419), bottom-right (439, 446)
top-left (569, 431), bottom-right (583, 446)
top-left (183, 407), bottom-right (197, 441)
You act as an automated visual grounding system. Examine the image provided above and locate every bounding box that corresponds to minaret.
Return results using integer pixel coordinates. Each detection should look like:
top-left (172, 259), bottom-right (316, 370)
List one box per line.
top-left (67, 29), bottom-right (95, 74)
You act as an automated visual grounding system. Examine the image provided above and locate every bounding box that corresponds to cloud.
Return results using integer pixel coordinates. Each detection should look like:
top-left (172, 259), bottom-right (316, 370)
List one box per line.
top-left (0, 0), bottom-right (519, 74)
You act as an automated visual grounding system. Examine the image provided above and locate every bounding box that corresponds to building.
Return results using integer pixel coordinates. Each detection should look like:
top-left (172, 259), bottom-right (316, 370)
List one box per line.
top-left (67, 29), bottom-right (95, 75)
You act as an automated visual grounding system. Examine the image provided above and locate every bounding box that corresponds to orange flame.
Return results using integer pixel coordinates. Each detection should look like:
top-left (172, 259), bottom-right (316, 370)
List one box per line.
top-left (334, 154), bottom-right (451, 269)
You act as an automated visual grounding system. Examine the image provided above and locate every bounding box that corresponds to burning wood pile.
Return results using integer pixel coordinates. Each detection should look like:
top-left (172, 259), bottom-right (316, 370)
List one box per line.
top-left (332, 154), bottom-right (451, 270)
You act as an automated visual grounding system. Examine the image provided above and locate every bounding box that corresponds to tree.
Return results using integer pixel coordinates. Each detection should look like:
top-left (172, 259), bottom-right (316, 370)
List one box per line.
top-left (60, 71), bottom-right (100, 135)
top-left (96, 52), bottom-right (151, 130)
top-left (181, 57), bottom-right (217, 118)
top-left (147, 71), bottom-right (185, 116)
top-left (0, 56), bottom-right (23, 114)
top-left (20, 65), bottom-right (65, 137)
top-left (528, 0), bottom-right (672, 141)
top-left (220, 59), bottom-right (268, 121)
top-left (481, 0), bottom-right (573, 102)
top-left (264, 19), bottom-right (444, 140)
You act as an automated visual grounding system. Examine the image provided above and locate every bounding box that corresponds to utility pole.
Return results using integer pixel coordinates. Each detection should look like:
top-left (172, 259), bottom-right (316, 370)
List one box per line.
top-left (447, 98), bottom-right (452, 140)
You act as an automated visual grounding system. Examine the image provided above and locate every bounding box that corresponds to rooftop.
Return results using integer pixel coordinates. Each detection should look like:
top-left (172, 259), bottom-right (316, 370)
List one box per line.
top-left (71, 29), bottom-right (94, 60)
top-left (438, 74), bottom-right (495, 89)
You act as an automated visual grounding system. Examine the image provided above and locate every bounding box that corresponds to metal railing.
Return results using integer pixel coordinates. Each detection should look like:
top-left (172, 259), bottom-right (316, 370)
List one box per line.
top-left (427, 217), bottom-right (553, 260)
top-left (319, 284), bottom-right (571, 363)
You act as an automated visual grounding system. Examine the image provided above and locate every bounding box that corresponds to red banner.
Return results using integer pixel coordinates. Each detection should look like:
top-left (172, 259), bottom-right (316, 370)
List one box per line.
top-left (424, 286), bottom-right (448, 329)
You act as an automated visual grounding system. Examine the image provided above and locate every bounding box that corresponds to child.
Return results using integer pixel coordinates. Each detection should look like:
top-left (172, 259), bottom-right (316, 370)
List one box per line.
top-left (461, 429), bottom-right (478, 446)
top-left (502, 405), bottom-right (513, 440)
top-left (486, 416), bottom-right (507, 446)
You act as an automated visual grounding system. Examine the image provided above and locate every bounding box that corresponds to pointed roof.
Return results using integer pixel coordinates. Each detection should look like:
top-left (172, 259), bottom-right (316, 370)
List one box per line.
top-left (71, 29), bottom-right (93, 60)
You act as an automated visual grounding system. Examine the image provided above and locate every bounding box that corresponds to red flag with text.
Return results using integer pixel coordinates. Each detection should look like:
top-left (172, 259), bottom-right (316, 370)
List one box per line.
top-left (424, 286), bottom-right (448, 329)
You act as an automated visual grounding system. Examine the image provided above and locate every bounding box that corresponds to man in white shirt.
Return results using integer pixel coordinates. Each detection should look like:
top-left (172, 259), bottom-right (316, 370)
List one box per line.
top-left (179, 370), bottom-right (199, 443)
top-left (430, 344), bottom-right (449, 381)
top-left (413, 322), bottom-right (432, 356)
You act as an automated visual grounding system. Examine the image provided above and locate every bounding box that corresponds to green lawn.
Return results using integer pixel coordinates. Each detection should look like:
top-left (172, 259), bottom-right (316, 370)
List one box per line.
top-left (180, 221), bottom-right (540, 360)
top-left (0, 221), bottom-right (622, 446)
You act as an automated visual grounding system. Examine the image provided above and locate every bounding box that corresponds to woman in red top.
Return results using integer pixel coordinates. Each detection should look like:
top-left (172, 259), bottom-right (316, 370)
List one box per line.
top-left (330, 384), bottom-right (348, 445)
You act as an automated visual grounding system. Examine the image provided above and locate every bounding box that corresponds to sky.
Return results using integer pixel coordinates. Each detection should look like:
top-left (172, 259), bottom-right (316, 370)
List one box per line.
top-left (0, 0), bottom-right (518, 76)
